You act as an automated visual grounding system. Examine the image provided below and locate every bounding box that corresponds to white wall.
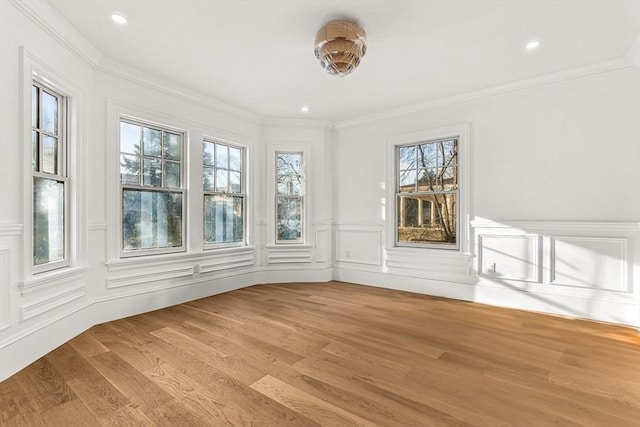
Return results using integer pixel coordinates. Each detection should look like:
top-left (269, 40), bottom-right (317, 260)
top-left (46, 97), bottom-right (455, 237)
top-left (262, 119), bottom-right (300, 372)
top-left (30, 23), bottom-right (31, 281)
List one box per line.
top-left (0, 1), bottom-right (333, 381)
top-left (333, 66), bottom-right (640, 327)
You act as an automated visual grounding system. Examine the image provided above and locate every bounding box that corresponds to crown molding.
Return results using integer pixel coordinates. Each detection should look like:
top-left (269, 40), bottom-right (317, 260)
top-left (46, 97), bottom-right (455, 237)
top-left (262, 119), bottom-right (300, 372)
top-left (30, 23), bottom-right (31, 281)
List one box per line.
top-left (11, 0), bottom-right (262, 125)
top-left (97, 58), bottom-right (263, 125)
top-left (9, 0), bottom-right (102, 67)
top-left (334, 53), bottom-right (639, 130)
top-left (261, 118), bottom-right (334, 130)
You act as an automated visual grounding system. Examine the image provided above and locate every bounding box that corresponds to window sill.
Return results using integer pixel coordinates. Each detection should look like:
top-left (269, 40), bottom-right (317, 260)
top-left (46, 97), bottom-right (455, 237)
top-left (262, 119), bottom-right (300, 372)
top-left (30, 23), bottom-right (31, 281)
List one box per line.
top-left (20, 265), bottom-right (89, 295)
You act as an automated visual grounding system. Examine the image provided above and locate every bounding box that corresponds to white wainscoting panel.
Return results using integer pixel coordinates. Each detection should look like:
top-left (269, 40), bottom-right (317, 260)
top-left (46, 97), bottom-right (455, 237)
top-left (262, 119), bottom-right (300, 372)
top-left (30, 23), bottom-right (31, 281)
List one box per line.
top-left (19, 284), bottom-right (86, 321)
top-left (200, 248), bottom-right (255, 273)
top-left (550, 236), bottom-right (627, 292)
top-left (0, 247), bottom-right (10, 331)
top-left (266, 246), bottom-right (313, 264)
top-left (335, 228), bottom-right (382, 266)
top-left (478, 234), bottom-right (541, 282)
top-left (106, 266), bottom-right (195, 289)
top-left (314, 227), bottom-right (331, 263)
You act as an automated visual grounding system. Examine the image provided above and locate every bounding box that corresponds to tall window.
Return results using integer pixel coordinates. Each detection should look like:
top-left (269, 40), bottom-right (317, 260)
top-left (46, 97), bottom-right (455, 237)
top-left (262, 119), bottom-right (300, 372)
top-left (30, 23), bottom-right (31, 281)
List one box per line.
top-left (119, 119), bottom-right (184, 255)
top-left (396, 138), bottom-right (458, 248)
top-left (203, 140), bottom-right (245, 246)
top-left (276, 152), bottom-right (303, 243)
top-left (32, 82), bottom-right (68, 272)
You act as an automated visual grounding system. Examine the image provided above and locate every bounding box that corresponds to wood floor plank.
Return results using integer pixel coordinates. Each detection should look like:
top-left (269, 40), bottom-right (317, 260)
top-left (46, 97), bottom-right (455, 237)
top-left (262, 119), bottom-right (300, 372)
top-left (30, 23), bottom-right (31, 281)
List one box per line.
top-left (1, 281), bottom-right (638, 426)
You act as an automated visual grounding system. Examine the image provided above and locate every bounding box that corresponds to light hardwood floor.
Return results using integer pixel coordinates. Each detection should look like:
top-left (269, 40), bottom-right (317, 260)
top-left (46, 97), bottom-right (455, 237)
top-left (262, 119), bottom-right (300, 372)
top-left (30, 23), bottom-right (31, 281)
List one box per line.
top-left (1, 281), bottom-right (639, 426)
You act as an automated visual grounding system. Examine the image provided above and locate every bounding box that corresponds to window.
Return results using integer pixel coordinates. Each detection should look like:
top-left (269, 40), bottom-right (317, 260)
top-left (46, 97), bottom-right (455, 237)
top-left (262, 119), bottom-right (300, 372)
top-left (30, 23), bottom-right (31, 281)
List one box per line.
top-left (203, 140), bottom-right (245, 246)
top-left (119, 119), bottom-right (185, 255)
top-left (276, 152), bottom-right (303, 243)
top-left (396, 138), bottom-right (458, 248)
top-left (32, 82), bottom-right (68, 272)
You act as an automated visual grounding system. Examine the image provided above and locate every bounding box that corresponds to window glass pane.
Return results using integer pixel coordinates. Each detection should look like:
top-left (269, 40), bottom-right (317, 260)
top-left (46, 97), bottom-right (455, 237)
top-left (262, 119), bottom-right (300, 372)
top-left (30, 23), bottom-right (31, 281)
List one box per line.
top-left (216, 143), bottom-right (228, 168)
top-left (204, 195), bottom-right (243, 244)
top-left (398, 169), bottom-right (416, 192)
top-left (120, 122), bottom-right (141, 154)
top-left (229, 171), bottom-right (241, 193)
top-left (277, 174), bottom-right (300, 196)
top-left (277, 197), bottom-right (301, 241)
top-left (397, 194), bottom-right (456, 245)
top-left (33, 177), bottom-right (64, 265)
top-left (203, 166), bottom-right (215, 191)
top-left (398, 146), bottom-right (415, 170)
top-left (143, 158), bottom-right (162, 187)
top-left (441, 140), bottom-right (457, 166)
top-left (277, 153), bottom-right (301, 176)
top-left (418, 143), bottom-right (437, 168)
top-left (32, 86), bottom-right (38, 128)
top-left (216, 169), bottom-right (228, 192)
top-left (42, 135), bottom-right (58, 175)
top-left (417, 168), bottom-right (437, 192)
top-left (164, 161), bottom-right (181, 189)
top-left (229, 146), bottom-right (242, 171)
top-left (440, 167), bottom-right (457, 190)
top-left (203, 141), bottom-right (215, 166)
top-left (122, 190), bottom-right (182, 250)
top-left (143, 127), bottom-right (162, 157)
top-left (164, 132), bottom-right (181, 160)
top-left (42, 91), bottom-right (58, 134)
top-left (120, 154), bottom-right (140, 184)
top-left (32, 131), bottom-right (38, 171)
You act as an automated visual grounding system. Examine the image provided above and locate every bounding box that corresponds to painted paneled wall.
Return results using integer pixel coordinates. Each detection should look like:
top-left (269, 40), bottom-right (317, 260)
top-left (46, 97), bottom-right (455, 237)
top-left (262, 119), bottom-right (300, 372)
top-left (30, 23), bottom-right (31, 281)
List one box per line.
top-left (332, 65), bottom-right (640, 327)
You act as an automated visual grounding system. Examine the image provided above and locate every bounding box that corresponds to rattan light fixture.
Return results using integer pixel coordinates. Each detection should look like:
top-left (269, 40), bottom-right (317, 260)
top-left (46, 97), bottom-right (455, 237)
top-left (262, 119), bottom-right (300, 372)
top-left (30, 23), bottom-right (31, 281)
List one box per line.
top-left (314, 19), bottom-right (367, 77)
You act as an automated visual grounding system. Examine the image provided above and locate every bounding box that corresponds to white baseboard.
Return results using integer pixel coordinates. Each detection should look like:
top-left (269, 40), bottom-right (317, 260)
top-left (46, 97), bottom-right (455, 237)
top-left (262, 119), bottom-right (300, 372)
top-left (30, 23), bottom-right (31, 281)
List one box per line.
top-left (333, 267), bottom-right (640, 328)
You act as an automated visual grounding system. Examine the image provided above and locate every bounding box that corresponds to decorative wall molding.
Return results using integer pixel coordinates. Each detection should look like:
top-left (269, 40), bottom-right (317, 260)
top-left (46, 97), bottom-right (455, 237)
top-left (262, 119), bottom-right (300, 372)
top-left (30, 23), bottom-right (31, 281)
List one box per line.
top-left (335, 228), bottom-right (382, 266)
top-left (266, 246), bottom-right (313, 264)
top-left (87, 222), bottom-right (107, 231)
top-left (19, 266), bottom-right (88, 295)
top-left (0, 224), bottom-right (23, 237)
top-left (478, 234), bottom-right (541, 282)
top-left (200, 249), bottom-right (255, 274)
top-left (19, 284), bottom-right (86, 322)
top-left (470, 219), bottom-right (640, 231)
top-left (106, 266), bottom-right (195, 289)
top-left (549, 236), bottom-right (628, 292)
top-left (314, 227), bottom-right (331, 263)
top-left (0, 248), bottom-right (10, 332)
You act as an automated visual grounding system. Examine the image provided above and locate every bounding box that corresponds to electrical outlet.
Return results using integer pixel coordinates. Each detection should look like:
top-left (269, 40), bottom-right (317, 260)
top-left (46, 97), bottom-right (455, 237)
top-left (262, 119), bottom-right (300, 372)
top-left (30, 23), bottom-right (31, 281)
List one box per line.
top-left (487, 262), bottom-right (496, 273)
top-left (346, 250), bottom-right (351, 258)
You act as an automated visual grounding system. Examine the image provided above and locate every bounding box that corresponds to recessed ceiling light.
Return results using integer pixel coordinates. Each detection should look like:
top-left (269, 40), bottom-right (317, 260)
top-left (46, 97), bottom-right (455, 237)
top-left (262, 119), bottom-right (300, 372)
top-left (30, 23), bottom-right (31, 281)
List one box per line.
top-left (301, 106), bottom-right (309, 113)
top-left (111, 13), bottom-right (127, 25)
top-left (526, 40), bottom-right (541, 50)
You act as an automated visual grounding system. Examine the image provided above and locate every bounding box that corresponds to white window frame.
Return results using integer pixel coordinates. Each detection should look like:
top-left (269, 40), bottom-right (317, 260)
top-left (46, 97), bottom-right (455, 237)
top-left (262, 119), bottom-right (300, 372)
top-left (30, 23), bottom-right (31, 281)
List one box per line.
top-left (202, 138), bottom-right (247, 249)
top-left (275, 150), bottom-right (305, 245)
top-left (395, 137), bottom-right (460, 250)
top-left (118, 116), bottom-right (187, 258)
top-left (31, 80), bottom-right (70, 273)
top-left (387, 123), bottom-right (470, 254)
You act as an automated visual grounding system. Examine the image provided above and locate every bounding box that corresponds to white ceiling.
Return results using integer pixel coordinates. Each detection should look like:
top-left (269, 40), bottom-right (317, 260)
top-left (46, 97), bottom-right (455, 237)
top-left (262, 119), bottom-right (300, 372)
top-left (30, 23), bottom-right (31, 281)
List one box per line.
top-left (47, 0), bottom-right (640, 122)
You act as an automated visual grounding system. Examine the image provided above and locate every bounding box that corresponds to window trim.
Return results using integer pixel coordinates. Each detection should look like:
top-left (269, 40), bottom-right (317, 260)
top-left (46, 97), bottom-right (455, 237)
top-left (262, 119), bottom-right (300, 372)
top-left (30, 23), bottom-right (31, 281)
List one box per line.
top-left (394, 137), bottom-right (460, 250)
top-left (31, 81), bottom-right (70, 273)
top-left (386, 123), bottom-right (470, 254)
top-left (275, 151), bottom-right (305, 244)
top-left (118, 116), bottom-right (187, 258)
top-left (202, 138), bottom-right (247, 249)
